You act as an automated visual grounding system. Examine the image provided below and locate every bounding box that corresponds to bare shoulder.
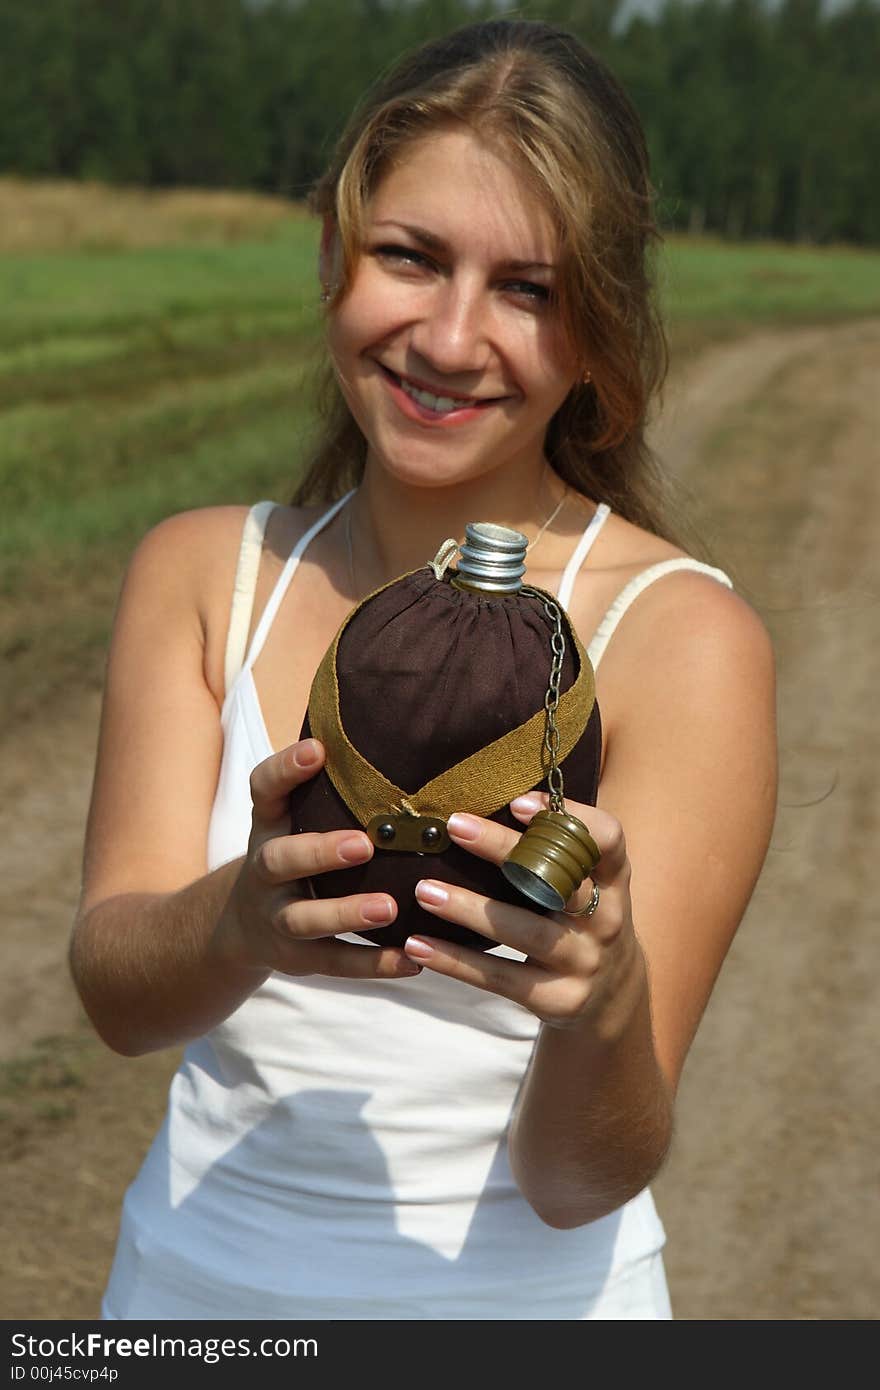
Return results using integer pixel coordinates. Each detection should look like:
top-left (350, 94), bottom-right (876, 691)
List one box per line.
top-left (123, 505), bottom-right (250, 596)
top-left (590, 507), bottom-right (716, 583)
top-left (121, 501), bottom-right (328, 701)
top-left (580, 508), bottom-right (775, 726)
top-left (122, 500), bottom-right (323, 623)
top-left (601, 539), bottom-right (772, 679)
top-left (128, 500), bottom-right (325, 569)
top-left (592, 508), bottom-right (767, 641)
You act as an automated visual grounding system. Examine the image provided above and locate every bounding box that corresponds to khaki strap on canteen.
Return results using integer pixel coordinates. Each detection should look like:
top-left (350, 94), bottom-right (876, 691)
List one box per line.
top-left (307, 569), bottom-right (596, 827)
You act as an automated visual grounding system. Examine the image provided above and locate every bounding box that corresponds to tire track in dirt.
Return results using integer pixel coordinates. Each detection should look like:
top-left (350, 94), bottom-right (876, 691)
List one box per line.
top-left (649, 317), bottom-right (880, 1320)
top-left (649, 324), bottom-right (832, 476)
top-left (0, 692), bottom-right (102, 1057)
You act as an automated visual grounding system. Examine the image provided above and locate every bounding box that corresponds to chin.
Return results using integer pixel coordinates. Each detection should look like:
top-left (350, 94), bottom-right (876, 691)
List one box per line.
top-left (377, 460), bottom-right (498, 495)
top-left (366, 442), bottom-right (491, 491)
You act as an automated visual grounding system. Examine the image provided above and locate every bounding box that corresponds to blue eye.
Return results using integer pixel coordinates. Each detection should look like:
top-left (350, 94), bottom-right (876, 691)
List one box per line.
top-left (507, 280), bottom-right (551, 303)
top-left (374, 244), bottom-right (432, 268)
top-left (372, 245), bottom-right (553, 307)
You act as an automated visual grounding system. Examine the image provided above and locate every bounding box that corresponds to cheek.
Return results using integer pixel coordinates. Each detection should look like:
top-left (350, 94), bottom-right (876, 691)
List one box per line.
top-left (533, 316), bottom-right (578, 382)
top-left (327, 298), bottom-right (395, 383)
top-left (326, 308), bottom-right (358, 366)
top-left (328, 262), bottom-right (408, 347)
top-left (324, 312), bottom-right (384, 443)
top-left (501, 306), bottom-right (577, 399)
top-left (326, 313), bottom-right (372, 409)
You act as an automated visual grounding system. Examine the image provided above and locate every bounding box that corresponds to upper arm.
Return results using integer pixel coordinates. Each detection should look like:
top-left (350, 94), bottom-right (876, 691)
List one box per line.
top-left (79, 507), bottom-right (246, 913)
top-left (594, 573), bottom-right (778, 1095)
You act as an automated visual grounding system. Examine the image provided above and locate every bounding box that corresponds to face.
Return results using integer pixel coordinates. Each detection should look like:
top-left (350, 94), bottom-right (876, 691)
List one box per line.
top-left (324, 127), bottom-right (579, 492)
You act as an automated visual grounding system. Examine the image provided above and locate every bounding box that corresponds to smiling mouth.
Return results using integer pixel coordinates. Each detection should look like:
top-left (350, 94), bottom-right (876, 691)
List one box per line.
top-left (378, 364), bottom-right (504, 414)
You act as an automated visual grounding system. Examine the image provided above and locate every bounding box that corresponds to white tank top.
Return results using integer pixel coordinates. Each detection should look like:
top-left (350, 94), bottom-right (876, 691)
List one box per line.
top-left (102, 497), bottom-right (731, 1321)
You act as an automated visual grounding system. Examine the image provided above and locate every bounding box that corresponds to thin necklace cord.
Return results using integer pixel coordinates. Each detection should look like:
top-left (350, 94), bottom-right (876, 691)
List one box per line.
top-left (344, 482), bottom-right (569, 598)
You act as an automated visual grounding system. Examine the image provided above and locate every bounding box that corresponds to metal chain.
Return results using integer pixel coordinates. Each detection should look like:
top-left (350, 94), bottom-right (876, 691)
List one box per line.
top-left (522, 586), bottom-right (567, 813)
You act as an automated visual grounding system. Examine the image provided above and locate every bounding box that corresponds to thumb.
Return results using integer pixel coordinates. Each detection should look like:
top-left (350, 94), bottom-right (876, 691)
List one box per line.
top-left (249, 738), bottom-right (325, 836)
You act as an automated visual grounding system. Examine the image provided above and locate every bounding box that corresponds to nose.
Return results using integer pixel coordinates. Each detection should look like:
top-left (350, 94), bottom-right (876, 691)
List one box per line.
top-left (408, 274), bottom-right (491, 379)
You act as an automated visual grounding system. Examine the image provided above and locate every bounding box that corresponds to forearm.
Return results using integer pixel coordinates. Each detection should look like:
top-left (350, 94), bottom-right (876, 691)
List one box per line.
top-left (508, 943), bottom-right (673, 1228)
top-left (69, 858), bottom-right (270, 1057)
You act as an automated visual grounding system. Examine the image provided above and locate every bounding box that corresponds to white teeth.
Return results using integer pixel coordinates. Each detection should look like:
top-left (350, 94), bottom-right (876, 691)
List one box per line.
top-left (398, 376), bottom-right (473, 413)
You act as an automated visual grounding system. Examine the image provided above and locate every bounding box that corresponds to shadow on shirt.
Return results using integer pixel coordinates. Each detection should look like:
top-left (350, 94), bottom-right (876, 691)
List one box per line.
top-left (106, 1081), bottom-right (625, 1319)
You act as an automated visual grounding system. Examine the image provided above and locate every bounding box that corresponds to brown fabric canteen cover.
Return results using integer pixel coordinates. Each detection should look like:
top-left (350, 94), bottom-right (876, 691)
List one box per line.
top-left (289, 565), bottom-right (601, 950)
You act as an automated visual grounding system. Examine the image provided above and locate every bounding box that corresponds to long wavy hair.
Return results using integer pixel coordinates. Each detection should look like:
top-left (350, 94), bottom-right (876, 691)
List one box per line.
top-left (293, 18), bottom-right (678, 541)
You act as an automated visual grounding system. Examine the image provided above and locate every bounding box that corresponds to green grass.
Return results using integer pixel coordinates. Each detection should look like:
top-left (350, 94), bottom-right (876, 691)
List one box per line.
top-left (0, 222), bottom-right (320, 345)
top-left (0, 219), bottom-right (328, 719)
top-left (2, 220), bottom-right (879, 722)
top-left (663, 235), bottom-right (880, 329)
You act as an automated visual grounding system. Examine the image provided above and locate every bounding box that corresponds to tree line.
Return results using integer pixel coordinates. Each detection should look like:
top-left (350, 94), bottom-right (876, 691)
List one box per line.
top-left (1, 0), bottom-right (878, 245)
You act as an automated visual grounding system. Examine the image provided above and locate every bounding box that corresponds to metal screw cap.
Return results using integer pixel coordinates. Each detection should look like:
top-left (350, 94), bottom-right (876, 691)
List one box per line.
top-left (501, 809), bottom-right (600, 910)
top-left (451, 523), bottom-right (528, 593)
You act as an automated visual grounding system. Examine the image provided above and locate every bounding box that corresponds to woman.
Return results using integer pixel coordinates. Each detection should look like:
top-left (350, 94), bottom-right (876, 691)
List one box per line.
top-left (70, 19), bottom-right (777, 1319)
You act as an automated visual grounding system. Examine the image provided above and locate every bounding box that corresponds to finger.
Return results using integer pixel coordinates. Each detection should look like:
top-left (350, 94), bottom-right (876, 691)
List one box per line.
top-left (555, 877), bottom-right (621, 947)
top-left (298, 940), bottom-right (423, 982)
top-left (403, 925), bottom-right (556, 1007)
top-left (507, 795), bottom-right (628, 889)
top-left (250, 739), bottom-right (325, 831)
top-left (412, 878), bottom-right (599, 972)
top-left (445, 811), bottom-right (522, 864)
top-left (559, 874), bottom-right (600, 917)
top-left (254, 827), bottom-right (374, 886)
top-left (448, 810), bottom-right (607, 915)
top-left (278, 888), bottom-right (399, 943)
top-left (453, 800), bottom-right (608, 863)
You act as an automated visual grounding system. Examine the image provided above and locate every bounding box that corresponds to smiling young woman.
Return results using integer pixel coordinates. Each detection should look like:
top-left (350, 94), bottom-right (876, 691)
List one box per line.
top-left (322, 126), bottom-right (579, 517)
top-left (70, 18), bottom-right (776, 1321)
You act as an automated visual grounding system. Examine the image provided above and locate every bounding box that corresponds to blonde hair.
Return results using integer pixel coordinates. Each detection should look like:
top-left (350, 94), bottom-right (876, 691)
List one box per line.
top-left (294, 18), bottom-right (677, 540)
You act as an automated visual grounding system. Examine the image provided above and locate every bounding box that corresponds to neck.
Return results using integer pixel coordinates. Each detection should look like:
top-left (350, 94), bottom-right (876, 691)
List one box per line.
top-left (346, 461), bottom-right (569, 594)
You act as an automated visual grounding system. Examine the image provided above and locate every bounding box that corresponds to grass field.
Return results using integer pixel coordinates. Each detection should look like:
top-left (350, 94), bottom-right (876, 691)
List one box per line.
top-left (3, 178), bottom-right (880, 723)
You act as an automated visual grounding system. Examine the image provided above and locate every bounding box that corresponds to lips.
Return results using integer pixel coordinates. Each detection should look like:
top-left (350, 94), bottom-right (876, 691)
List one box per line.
top-left (378, 363), bottom-right (505, 409)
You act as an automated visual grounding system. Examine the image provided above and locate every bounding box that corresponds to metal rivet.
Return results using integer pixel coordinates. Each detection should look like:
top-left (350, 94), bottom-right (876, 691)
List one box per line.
top-left (422, 825), bottom-right (441, 847)
top-left (377, 822), bottom-right (396, 842)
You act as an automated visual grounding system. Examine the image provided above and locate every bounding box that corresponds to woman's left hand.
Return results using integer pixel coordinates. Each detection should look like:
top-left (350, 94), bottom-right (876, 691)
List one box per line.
top-left (404, 792), bottom-right (642, 1030)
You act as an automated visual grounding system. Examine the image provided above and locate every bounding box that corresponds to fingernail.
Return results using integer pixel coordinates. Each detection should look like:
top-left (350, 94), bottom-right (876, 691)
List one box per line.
top-left (446, 813), bottom-right (481, 841)
top-left (405, 936), bottom-right (434, 960)
top-left (510, 793), bottom-right (543, 814)
top-left (415, 880), bottom-right (448, 907)
top-left (294, 739), bottom-right (321, 767)
top-left (338, 835), bottom-right (371, 864)
top-left (361, 897), bottom-right (395, 924)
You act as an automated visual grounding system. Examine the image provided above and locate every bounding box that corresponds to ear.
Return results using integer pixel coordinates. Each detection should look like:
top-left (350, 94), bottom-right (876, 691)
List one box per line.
top-left (319, 215), bottom-right (340, 291)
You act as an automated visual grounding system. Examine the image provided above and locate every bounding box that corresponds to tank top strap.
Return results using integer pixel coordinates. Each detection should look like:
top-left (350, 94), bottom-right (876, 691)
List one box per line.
top-left (555, 502), bottom-right (611, 610)
top-left (242, 489), bottom-right (355, 674)
top-left (224, 500), bottom-right (276, 696)
top-left (587, 558), bottom-right (733, 671)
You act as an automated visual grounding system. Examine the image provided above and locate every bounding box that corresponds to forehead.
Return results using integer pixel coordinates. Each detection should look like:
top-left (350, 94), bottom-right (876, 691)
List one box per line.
top-left (367, 127), bottom-right (558, 265)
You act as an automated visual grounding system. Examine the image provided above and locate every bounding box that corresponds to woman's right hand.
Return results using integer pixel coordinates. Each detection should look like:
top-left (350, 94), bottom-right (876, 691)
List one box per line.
top-left (219, 738), bottom-right (420, 981)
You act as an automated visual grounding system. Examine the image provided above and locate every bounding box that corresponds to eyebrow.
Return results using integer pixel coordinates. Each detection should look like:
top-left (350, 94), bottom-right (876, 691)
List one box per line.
top-left (371, 220), bottom-right (556, 274)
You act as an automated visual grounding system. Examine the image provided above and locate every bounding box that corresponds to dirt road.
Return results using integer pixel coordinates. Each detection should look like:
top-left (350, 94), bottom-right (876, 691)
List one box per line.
top-left (2, 319), bottom-right (878, 1319)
